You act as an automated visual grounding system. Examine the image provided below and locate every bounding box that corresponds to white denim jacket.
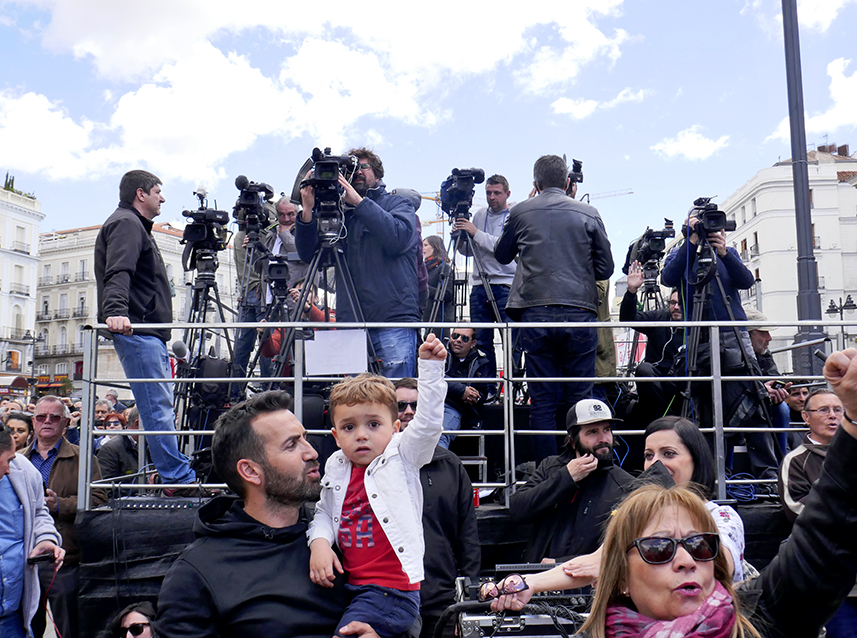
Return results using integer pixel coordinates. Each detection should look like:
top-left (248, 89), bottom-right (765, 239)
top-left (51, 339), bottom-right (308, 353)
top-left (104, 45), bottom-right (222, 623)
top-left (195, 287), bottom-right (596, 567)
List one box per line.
top-left (308, 358), bottom-right (446, 583)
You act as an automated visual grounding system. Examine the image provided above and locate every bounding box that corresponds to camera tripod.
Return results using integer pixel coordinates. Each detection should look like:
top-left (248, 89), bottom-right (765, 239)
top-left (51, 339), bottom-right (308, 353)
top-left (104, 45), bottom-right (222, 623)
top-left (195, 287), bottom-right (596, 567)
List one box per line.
top-left (174, 247), bottom-right (236, 438)
top-left (626, 259), bottom-right (666, 377)
top-left (678, 237), bottom-right (782, 468)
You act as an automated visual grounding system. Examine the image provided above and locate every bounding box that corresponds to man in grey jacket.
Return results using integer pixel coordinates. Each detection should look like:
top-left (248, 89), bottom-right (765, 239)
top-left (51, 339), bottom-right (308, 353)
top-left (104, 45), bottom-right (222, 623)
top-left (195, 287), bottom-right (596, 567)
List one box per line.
top-left (0, 424), bottom-right (64, 637)
top-left (495, 155), bottom-right (613, 461)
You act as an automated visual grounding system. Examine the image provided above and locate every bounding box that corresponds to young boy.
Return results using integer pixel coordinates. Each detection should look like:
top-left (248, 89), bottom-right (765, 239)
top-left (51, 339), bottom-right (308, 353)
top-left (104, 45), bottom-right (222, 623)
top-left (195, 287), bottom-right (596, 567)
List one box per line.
top-left (309, 334), bottom-right (447, 637)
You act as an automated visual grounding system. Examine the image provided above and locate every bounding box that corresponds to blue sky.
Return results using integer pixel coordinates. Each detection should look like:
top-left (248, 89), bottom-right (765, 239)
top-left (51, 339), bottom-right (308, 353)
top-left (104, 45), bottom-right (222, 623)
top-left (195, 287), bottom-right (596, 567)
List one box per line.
top-left (1, 0), bottom-right (856, 273)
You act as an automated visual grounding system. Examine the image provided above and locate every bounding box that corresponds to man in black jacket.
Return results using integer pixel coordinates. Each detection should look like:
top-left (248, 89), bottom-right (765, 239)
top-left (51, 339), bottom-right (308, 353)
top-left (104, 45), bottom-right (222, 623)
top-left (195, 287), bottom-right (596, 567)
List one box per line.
top-left (395, 378), bottom-right (481, 638)
top-left (441, 328), bottom-right (492, 449)
top-left (510, 399), bottom-right (632, 563)
top-left (495, 155), bottom-right (613, 461)
top-left (156, 391), bottom-right (378, 638)
top-left (94, 170), bottom-right (196, 493)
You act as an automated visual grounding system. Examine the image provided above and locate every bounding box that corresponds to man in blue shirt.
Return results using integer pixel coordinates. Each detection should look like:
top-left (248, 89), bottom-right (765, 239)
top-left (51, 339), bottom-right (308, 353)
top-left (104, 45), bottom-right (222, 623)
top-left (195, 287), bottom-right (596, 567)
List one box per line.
top-left (0, 424), bottom-right (64, 638)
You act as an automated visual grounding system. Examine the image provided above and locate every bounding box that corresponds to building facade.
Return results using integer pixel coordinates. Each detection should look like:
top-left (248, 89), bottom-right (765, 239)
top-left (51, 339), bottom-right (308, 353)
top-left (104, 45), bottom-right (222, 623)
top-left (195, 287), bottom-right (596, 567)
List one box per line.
top-left (36, 222), bottom-right (240, 399)
top-left (0, 188), bottom-right (45, 401)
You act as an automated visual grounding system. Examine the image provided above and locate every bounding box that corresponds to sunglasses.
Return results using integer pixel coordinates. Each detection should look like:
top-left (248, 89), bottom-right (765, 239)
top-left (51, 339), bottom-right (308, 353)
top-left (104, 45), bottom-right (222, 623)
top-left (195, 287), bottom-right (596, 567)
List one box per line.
top-left (105, 421), bottom-right (123, 427)
top-left (116, 622), bottom-right (149, 638)
top-left (397, 401), bottom-right (417, 412)
top-left (627, 533), bottom-right (719, 565)
top-left (450, 333), bottom-right (471, 343)
top-left (478, 574), bottom-right (528, 602)
top-left (34, 413), bottom-right (64, 423)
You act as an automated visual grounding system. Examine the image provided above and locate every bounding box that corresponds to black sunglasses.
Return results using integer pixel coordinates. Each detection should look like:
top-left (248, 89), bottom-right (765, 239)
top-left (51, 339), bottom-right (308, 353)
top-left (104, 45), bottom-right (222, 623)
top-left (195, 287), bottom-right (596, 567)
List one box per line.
top-left (397, 401), bottom-right (417, 412)
top-left (627, 533), bottom-right (719, 565)
top-left (450, 332), bottom-right (471, 343)
top-left (116, 622), bottom-right (149, 638)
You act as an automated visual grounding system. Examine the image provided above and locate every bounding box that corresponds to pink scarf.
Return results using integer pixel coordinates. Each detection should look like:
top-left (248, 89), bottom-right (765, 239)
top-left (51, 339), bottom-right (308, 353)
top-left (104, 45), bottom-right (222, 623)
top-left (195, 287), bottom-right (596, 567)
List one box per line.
top-left (605, 581), bottom-right (735, 638)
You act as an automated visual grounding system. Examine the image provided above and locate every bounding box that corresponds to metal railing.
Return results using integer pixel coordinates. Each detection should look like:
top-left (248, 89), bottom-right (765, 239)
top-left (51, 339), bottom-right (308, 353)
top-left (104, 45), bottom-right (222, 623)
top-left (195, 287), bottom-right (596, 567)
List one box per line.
top-left (76, 317), bottom-right (849, 510)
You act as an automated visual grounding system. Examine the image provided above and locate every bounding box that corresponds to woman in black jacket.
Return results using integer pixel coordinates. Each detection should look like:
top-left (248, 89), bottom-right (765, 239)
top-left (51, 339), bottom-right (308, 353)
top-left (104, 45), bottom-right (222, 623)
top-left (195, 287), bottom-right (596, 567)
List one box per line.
top-left (422, 235), bottom-right (454, 337)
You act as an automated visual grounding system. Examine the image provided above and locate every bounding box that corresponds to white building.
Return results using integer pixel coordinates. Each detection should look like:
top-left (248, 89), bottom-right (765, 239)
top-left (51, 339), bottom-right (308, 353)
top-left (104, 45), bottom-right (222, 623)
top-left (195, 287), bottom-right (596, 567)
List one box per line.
top-left (36, 222), bottom-right (240, 399)
top-left (0, 188), bottom-right (45, 400)
top-left (721, 144), bottom-right (857, 371)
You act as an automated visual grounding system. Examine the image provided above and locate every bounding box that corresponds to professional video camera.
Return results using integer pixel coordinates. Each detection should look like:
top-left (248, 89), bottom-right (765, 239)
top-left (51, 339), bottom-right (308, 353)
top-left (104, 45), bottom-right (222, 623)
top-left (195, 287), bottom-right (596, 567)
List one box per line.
top-left (682, 197), bottom-right (736, 237)
top-left (181, 189), bottom-right (229, 273)
top-left (569, 158), bottom-right (584, 184)
top-left (440, 167), bottom-right (485, 218)
top-left (622, 219), bottom-right (675, 275)
top-left (301, 147), bottom-right (358, 238)
top-left (233, 175), bottom-right (275, 237)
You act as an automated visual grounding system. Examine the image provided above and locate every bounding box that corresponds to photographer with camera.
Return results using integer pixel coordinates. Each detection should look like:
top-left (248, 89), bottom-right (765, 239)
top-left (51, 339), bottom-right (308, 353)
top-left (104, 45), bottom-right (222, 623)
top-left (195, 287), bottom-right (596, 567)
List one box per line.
top-left (451, 174), bottom-right (516, 380)
top-left (296, 148), bottom-right (420, 379)
top-left (661, 209), bottom-right (780, 482)
top-left (495, 155), bottom-right (614, 462)
top-left (95, 170), bottom-right (198, 493)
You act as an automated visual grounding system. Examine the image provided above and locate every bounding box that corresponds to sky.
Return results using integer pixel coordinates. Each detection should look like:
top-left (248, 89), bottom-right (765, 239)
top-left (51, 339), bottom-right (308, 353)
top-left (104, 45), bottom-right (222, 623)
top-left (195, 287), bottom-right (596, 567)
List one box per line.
top-left (1, 0), bottom-right (856, 275)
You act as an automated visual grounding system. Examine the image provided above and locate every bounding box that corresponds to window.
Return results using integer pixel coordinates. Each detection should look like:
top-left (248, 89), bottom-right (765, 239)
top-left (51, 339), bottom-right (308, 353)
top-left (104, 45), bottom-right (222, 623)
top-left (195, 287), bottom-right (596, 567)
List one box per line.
top-left (59, 293), bottom-right (68, 310)
top-left (78, 259), bottom-right (87, 274)
top-left (741, 239), bottom-right (748, 252)
top-left (58, 326), bottom-right (67, 347)
top-left (55, 362), bottom-right (69, 376)
top-left (740, 206), bottom-right (746, 224)
top-left (751, 198), bottom-right (757, 217)
top-left (42, 264), bottom-right (51, 278)
top-left (37, 364), bottom-right (49, 376)
top-left (60, 262), bottom-right (69, 275)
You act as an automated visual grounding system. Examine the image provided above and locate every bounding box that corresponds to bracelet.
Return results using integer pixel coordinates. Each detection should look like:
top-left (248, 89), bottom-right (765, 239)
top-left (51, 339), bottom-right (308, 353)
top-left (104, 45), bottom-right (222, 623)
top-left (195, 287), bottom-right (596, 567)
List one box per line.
top-left (845, 412), bottom-right (857, 426)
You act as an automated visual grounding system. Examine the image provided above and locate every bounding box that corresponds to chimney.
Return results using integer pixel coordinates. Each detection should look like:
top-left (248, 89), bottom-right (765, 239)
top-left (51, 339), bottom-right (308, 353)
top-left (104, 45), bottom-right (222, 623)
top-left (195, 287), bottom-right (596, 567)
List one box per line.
top-left (838, 144), bottom-right (850, 157)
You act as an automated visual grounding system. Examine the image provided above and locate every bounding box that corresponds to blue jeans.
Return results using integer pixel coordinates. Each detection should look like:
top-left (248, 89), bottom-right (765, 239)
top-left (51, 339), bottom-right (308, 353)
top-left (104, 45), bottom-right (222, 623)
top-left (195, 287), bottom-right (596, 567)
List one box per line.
top-left (520, 306), bottom-right (598, 461)
top-left (338, 584), bottom-right (420, 638)
top-left (112, 334), bottom-right (195, 484)
top-left (0, 613), bottom-right (25, 638)
top-left (469, 284), bottom-right (516, 380)
top-left (231, 290), bottom-right (273, 397)
top-left (370, 328), bottom-right (417, 379)
top-left (439, 404), bottom-right (462, 449)
top-left (827, 598), bottom-right (857, 638)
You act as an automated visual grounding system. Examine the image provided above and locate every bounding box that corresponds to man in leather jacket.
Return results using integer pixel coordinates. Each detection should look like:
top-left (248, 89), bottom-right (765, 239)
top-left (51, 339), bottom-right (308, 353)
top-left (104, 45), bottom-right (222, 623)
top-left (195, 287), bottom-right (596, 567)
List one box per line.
top-left (495, 155), bottom-right (613, 461)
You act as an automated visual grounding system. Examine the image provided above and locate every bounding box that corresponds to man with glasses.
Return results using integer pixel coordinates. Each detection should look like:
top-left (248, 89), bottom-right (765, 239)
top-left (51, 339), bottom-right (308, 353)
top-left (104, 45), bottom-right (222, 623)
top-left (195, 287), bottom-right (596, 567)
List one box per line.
top-left (23, 396), bottom-right (106, 638)
top-left (393, 378), bottom-right (480, 638)
top-left (297, 148), bottom-right (420, 379)
top-left (619, 261), bottom-right (686, 426)
top-left (778, 387), bottom-right (857, 635)
top-left (441, 328), bottom-right (491, 449)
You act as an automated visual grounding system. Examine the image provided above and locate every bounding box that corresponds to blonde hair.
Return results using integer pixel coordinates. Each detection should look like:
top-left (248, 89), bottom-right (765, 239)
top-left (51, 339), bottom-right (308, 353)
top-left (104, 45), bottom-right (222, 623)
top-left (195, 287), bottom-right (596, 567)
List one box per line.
top-left (580, 484), bottom-right (760, 638)
top-left (329, 373), bottom-right (398, 425)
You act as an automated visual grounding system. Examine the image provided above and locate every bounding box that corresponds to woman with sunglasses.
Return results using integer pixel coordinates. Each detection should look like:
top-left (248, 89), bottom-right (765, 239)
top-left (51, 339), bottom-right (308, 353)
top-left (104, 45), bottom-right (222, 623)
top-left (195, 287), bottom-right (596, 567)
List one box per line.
top-left (486, 349), bottom-right (857, 637)
top-left (104, 601), bottom-right (156, 638)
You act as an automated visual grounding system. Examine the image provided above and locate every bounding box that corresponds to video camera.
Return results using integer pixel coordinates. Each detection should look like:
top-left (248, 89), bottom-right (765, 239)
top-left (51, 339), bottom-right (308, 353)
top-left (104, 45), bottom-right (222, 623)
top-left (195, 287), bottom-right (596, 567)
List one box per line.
top-left (622, 219), bottom-right (675, 275)
top-left (440, 167), bottom-right (485, 219)
top-left (233, 175), bottom-right (274, 237)
top-left (291, 147), bottom-right (359, 241)
top-left (181, 189), bottom-right (229, 273)
top-left (683, 197), bottom-right (736, 237)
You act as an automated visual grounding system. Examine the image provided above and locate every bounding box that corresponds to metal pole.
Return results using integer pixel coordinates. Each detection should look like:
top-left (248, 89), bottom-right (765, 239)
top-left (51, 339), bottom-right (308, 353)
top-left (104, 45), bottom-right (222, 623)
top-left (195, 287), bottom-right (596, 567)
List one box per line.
top-left (503, 324), bottom-right (514, 508)
top-left (782, 0), bottom-right (826, 374)
top-left (294, 339), bottom-right (304, 423)
top-left (78, 328), bottom-right (96, 511)
top-left (710, 327), bottom-right (727, 501)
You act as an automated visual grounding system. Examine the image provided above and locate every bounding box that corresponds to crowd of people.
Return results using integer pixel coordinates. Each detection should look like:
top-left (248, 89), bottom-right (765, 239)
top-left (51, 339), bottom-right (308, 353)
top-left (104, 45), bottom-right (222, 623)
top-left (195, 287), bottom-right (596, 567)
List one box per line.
top-left (1, 153), bottom-right (855, 638)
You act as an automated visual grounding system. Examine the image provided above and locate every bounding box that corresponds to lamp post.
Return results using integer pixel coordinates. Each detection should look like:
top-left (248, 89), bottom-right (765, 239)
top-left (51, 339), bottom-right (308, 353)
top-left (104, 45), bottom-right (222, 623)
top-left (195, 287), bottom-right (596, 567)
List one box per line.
top-left (826, 295), bottom-right (857, 350)
top-left (23, 329), bottom-right (45, 404)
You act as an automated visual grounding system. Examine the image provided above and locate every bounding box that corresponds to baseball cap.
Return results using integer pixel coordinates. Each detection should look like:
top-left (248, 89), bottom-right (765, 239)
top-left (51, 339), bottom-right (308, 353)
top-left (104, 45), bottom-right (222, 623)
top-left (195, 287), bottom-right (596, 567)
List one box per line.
top-left (744, 308), bottom-right (772, 333)
top-left (566, 399), bottom-right (622, 431)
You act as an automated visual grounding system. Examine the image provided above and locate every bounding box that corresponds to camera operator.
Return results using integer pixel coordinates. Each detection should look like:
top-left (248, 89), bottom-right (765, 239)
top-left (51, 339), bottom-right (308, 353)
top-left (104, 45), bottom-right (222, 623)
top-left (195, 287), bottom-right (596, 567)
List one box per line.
top-left (296, 148), bottom-right (420, 379)
top-left (661, 212), bottom-right (780, 483)
top-left (620, 260), bottom-right (685, 425)
top-left (495, 155), bottom-right (613, 462)
top-left (257, 197), bottom-right (310, 305)
top-left (451, 174), bottom-right (516, 382)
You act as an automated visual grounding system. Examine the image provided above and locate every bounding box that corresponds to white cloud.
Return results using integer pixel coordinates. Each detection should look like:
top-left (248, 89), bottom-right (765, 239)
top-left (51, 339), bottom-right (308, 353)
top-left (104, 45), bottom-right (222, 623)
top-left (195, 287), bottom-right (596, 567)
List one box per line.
top-left (651, 125), bottom-right (730, 161)
top-left (551, 87), bottom-right (650, 119)
top-left (767, 57), bottom-right (857, 142)
top-left (797, 0), bottom-right (857, 32)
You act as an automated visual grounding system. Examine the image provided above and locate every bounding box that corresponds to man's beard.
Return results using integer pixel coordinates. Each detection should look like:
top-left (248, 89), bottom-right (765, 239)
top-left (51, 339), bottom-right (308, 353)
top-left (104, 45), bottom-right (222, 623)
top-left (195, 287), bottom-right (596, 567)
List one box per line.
top-left (578, 441), bottom-right (614, 468)
top-left (261, 459), bottom-right (322, 507)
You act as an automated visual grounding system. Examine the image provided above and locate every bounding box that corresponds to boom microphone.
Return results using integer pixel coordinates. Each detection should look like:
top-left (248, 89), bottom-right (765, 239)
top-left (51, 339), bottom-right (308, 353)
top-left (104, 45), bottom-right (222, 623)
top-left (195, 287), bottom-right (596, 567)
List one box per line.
top-left (172, 340), bottom-right (189, 362)
top-left (235, 175), bottom-right (250, 190)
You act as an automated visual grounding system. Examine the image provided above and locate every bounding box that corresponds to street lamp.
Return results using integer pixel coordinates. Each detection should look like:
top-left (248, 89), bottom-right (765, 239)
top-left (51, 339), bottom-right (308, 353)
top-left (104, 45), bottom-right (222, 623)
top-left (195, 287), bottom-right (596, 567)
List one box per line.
top-left (826, 295), bottom-right (857, 350)
top-left (22, 329), bottom-right (45, 403)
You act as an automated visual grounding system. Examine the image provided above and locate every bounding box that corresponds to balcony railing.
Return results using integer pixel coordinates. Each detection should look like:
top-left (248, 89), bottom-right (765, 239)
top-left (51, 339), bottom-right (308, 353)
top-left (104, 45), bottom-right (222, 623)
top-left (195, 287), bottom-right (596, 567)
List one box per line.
top-left (11, 241), bottom-right (30, 254)
top-left (73, 306), bottom-right (88, 318)
top-left (39, 276), bottom-right (53, 286)
top-left (814, 236), bottom-right (821, 249)
top-left (750, 244), bottom-right (760, 257)
top-left (5, 362), bottom-right (21, 372)
top-left (37, 311), bottom-right (52, 321)
top-left (53, 344), bottom-right (70, 355)
top-left (9, 282), bottom-right (30, 296)
top-left (57, 273), bottom-right (71, 284)
top-left (74, 271), bottom-right (89, 282)
top-left (740, 249), bottom-right (749, 261)
top-left (35, 345), bottom-right (51, 357)
top-left (54, 309), bottom-right (70, 320)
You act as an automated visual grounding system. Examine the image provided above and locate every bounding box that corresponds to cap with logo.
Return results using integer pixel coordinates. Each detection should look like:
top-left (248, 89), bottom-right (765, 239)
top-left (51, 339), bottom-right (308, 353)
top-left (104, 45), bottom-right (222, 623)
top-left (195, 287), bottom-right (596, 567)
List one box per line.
top-left (566, 398), bottom-right (622, 432)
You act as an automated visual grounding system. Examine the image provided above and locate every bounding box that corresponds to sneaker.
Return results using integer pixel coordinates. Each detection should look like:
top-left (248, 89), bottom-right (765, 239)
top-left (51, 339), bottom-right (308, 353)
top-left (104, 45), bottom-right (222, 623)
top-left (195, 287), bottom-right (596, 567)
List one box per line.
top-left (163, 483), bottom-right (213, 498)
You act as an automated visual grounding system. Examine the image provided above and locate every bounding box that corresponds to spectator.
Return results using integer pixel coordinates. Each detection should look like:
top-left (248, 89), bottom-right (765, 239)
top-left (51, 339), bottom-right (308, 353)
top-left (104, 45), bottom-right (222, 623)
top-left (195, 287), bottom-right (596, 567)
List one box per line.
top-left (452, 174), bottom-right (517, 383)
top-left (510, 399), bottom-right (632, 563)
top-left (784, 382), bottom-right (810, 424)
top-left (23, 395), bottom-right (107, 638)
top-left (6, 412), bottom-right (33, 451)
top-left (103, 601), bottom-right (156, 638)
top-left (495, 155), bottom-right (613, 461)
top-left (422, 234), bottom-right (454, 338)
top-left (95, 169), bottom-right (198, 494)
top-left (441, 328), bottom-right (491, 449)
top-left (104, 389), bottom-right (128, 413)
top-left (296, 147), bottom-right (421, 379)
top-left (97, 406), bottom-right (142, 484)
top-left (394, 378), bottom-right (481, 638)
top-left (0, 422), bottom-right (64, 638)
